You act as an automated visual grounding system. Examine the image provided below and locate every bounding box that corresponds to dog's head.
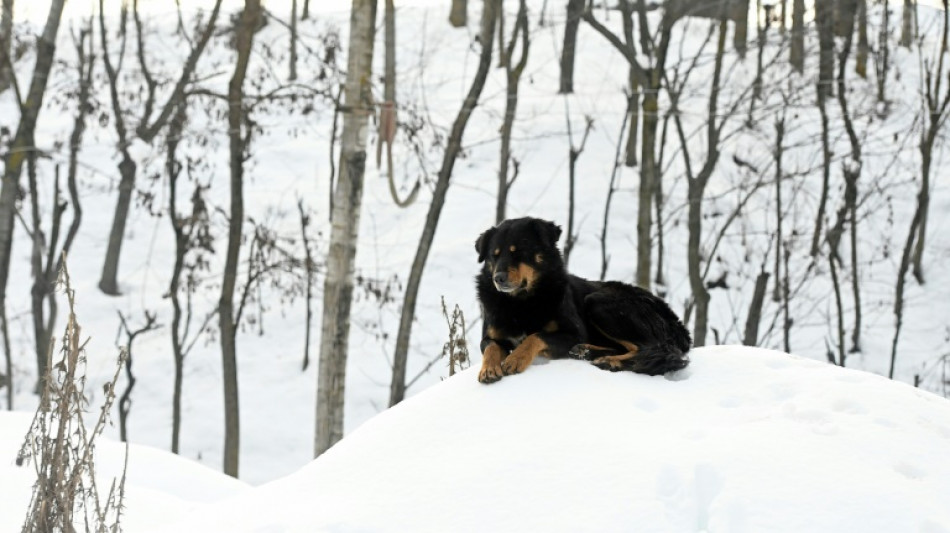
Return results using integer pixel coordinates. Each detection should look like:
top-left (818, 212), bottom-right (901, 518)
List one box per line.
top-left (475, 217), bottom-right (563, 295)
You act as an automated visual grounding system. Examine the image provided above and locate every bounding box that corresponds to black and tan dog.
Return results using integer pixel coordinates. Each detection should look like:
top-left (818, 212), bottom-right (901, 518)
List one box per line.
top-left (475, 217), bottom-right (691, 383)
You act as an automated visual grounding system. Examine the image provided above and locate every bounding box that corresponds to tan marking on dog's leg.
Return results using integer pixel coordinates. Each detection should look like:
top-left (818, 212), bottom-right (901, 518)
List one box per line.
top-left (501, 334), bottom-right (548, 376)
top-left (479, 343), bottom-right (506, 384)
top-left (592, 344), bottom-right (639, 370)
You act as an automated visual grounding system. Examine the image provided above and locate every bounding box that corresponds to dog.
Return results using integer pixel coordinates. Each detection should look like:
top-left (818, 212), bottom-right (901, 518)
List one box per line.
top-left (475, 217), bottom-right (691, 383)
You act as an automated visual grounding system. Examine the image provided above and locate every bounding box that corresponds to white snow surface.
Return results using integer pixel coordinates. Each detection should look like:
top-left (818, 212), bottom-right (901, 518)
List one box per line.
top-left (146, 346), bottom-right (950, 533)
top-left (0, 413), bottom-right (249, 532)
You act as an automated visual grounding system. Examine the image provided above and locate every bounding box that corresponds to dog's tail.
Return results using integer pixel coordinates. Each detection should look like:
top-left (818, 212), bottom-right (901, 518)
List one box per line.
top-left (627, 341), bottom-right (689, 376)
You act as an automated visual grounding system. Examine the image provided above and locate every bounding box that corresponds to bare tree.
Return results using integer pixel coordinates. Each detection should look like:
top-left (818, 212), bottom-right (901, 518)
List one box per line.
top-left (0, 0), bottom-right (67, 392)
top-left (379, 0), bottom-right (419, 207)
top-left (166, 102), bottom-right (216, 455)
top-left (790, 0), bottom-right (804, 72)
top-left (584, 0), bottom-right (675, 290)
top-left (116, 310), bottom-right (159, 443)
top-left (891, 0), bottom-right (949, 378)
top-left (875, 0), bottom-right (891, 104)
top-left (98, 0), bottom-right (224, 295)
top-left (827, 1), bottom-right (863, 352)
top-left (389, 0), bottom-right (498, 407)
top-left (316, 0), bottom-right (378, 457)
top-left (564, 114), bottom-right (592, 265)
top-left (559, 0), bottom-right (584, 93)
top-left (97, 0), bottom-right (137, 296)
top-left (219, 0), bottom-right (262, 478)
top-left (290, 0), bottom-right (299, 81)
top-left (673, 13), bottom-right (729, 347)
top-left (497, 0), bottom-right (529, 223)
top-left (0, 0), bottom-right (11, 91)
top-left (911, 1), bottom-right (950, 284)
top-left (856, 0), bottom-right (868, 77)
top-left (450, 0), bottom-right (467, 27)
top-left (900, 0), bottom-right (915, 48)
top-left (811, 0), bottom-right (835, 257)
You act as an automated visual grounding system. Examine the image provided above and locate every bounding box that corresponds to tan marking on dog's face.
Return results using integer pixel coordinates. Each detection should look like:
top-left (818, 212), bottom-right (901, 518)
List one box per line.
top-left (543, 320), bottom-right (558, 333)
top-left (535, 253), bottom-right (544, 264)
top-left (509, 245), bottom-right (517, 252)
top-left (493, 248), bottom-right (500, 257)
top-left (505, 263), bottom-right (539, 291)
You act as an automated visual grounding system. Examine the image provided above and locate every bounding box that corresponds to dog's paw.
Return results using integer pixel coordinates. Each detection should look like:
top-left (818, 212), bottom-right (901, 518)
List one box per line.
top-left (568, 344), bottom-right (589, 360)
top-left (501, 353), bottom-right (533, 375)
top-left (478, 363), bottom-right (504, 384)
top-left (592, 355), bottom-right (626, 371)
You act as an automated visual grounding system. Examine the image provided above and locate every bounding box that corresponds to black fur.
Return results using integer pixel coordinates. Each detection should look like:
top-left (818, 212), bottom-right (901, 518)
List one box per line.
top-left (475, 217), bottom-right (690, 382)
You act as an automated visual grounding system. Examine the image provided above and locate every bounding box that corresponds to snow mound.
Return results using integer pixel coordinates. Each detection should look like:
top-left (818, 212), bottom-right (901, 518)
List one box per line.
top-left (167, 346), bottom-right (950, 532)
top-left (0, 412), bottom-right (249, 531)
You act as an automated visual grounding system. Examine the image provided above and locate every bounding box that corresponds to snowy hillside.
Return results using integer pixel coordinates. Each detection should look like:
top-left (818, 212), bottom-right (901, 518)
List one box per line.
top-left (0, 412), bottom-right (249, 532)
top-left (2, 0), bottom-right (950, 489)
top-left (151, 346), bottom-right (950, 533)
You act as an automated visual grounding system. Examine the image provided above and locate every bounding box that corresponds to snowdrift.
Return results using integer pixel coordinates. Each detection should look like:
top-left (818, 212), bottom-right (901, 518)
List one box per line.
top-left (0, 412), bottom-right (249, 531)
top-left (160, 346), bottom-right (950, 532)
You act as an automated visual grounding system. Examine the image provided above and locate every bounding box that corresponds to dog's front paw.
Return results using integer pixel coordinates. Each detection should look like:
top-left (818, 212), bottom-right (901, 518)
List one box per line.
top-left (501, 352), bottom-right (534, 375)
top-left (478, 362), bottom-right (504, 384)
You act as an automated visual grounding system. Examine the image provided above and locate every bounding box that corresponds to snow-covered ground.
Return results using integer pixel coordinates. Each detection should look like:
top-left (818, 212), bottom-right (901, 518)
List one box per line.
top-left (6, 346), bottom-right (950, 531)
top-left (0, 412), bottom-right (249, 532)
top-left (1, 0), bottom-right (949, 506)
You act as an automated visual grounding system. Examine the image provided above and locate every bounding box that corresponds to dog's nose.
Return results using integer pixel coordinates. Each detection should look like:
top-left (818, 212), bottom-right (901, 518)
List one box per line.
top-left (493, 272), bottom-right (508, 285)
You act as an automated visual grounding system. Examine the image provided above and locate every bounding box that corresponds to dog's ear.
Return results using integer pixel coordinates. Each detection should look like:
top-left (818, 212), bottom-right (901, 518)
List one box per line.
top-left (532, 219), bottom-right (562, 249)
top-left (475, 227), bottom-right (496, 262)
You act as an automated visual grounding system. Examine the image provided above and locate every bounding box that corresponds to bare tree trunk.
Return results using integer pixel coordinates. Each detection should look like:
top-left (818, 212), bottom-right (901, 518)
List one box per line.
top-left (600, 106), bottom-right (630, 280)
top-left (315, 0), bottom-right (378, 457)
top-left (682, 15), bottom-right (728, 347)
top-left (302, 0), bottom-right (310, 20)
top-left (0, 0), bottom-right (11, 92)
top-left (219, 0), bottom-right (261, 478)
top-left (97, 0), bottom-right (138, 296)
top-left (912, 0), bottom-right (950, 284)
top-left (732, 0), bottom-right (748, 57)
top-left (743, 270), bottom-right (769, 346)
top-left (0, 0), bottom-right (67, 390)
top-left (811, 0), bottom-right (835, 257)
top-left (900, 0), bottom-right (915, 48)
top-left (389, 0), bottom-right (497, 407)
top-left (290, 0), bottom-right (298, 81)
top-left (829, 243), bottom-right (847, 366)
top-left (559, 0), bottom-right (584, 93)
top-left (624, 71), bottom-right (639, 167)
top-left (167, 102), bottom-right (188, 455)
top-left (876, 0), bottom-right (890, 104)
top-left (817, 0), bottom-right (835, 99)
top-left (450, 0), bottom-right (467, 27)
top-left (497, 0), bottom-right (528, 224)
top-left (27, 154), bottom-right (51, 384)
top-left (856, 0), bottom-right (868, 77)
top-left (583, 1), bottom-right (673, 291)
top-left (564, 115), bottom-right (592, 265)
top-left (832, 7), bottom-right (863, 352)
top-left (298, 201), bottom-right (315, 371)
top-left (790, 0), bottom-right (804, 72)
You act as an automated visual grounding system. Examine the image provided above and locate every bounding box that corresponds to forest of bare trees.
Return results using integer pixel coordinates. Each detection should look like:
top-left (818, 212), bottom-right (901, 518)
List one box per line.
top-left (1, 0), bottom-right (949, 479)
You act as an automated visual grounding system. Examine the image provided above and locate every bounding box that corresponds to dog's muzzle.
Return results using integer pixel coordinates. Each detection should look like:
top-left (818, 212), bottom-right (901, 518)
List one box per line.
top-left (493, 271), bottom-right (524, 293)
